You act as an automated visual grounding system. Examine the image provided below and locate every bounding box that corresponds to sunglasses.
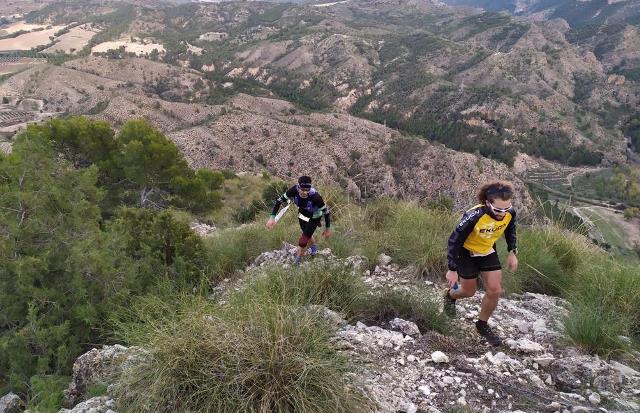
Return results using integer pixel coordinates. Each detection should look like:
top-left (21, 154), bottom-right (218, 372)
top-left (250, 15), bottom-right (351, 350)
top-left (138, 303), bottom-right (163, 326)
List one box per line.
top-left (487, 201), bottom-right (512, 214)
top-left (298, 185), bottom-right (311, 193)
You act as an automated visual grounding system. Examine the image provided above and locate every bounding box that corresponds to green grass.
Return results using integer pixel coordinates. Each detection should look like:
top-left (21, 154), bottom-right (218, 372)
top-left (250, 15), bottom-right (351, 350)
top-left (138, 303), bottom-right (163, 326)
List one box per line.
top-left (233, 263), bottom-right (451, 335)
top-left (564, 256), bottom-right (640, 354)
top-left (111, 255), bottom-right (458, 412)
top-left (86, 101), bottom-right (109, 115)
top-left (86, 383), bottom-right (109, 398)
top-left (328, 198), bottom-right (458, 274)
top-left (580, 207), bottom-right (628, 250)
top-left (563, 303), bottom-right (632, 356)
top-left (113, 299), bottom-right (371, 413)
top-left (502, 226), bottom-right (591, 296)
top-left (205, 174), bottom-right (286, 227)
top-left (232, 262), bottom-right (368, 314)
top-left (173, 174), bottom-right (640, 359)
top-left (353, 288), bottom-right (451, 335)
top-left (204, 221), bottom-right (298, 281)
top-left (112, 275), bottom-right (374, 412)
top-left (27, 375), bottom-right (69, 413)
top-left (202, 178), bottom-right (457, 279)
top-left (498, 221), bottom-right (640, 355)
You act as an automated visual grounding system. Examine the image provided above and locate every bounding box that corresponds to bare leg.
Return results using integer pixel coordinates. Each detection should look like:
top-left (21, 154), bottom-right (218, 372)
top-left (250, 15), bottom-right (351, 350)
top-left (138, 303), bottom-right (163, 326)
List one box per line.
top-left (478, 270), bottom-right (503, 322)
top-left (449, 277), bottom-right (478, 300)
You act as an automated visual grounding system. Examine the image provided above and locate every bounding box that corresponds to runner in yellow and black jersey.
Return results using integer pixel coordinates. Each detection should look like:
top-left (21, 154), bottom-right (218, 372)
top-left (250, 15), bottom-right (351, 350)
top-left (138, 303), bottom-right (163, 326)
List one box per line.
top-left (444, 181), bottom-right (519, 346)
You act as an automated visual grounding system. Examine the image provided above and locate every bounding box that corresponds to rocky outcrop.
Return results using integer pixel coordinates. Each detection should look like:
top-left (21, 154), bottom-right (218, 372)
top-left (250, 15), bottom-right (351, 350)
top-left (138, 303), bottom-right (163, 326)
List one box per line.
top-left (58, 397), bottom-right (117, 413)
top-left (251, 246), bottom-right (640, 413)
top-left (60, 246), bottom-right (640, 413)
top-left (189, 221), bottom-right (217, 237)
top-left (0, 393), bottom-right (22, 413)
top-left (62, 344), bottom-right (145, 409)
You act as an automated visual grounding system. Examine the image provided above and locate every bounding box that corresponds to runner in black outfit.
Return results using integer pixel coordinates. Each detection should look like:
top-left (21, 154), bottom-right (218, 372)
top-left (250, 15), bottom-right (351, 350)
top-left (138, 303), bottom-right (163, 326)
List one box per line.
top-left (266, 176), bottom-right (332, 265)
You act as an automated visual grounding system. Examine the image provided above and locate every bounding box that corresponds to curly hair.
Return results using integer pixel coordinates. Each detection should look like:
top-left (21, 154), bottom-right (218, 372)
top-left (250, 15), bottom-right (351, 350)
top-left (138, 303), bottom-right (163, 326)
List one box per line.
top-left (478, 181), bottom-right (514, 204)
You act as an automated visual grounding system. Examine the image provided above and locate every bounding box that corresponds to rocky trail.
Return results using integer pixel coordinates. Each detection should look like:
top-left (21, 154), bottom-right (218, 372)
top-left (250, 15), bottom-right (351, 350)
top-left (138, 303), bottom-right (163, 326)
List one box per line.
top-left (4, 245), bottom-right (639, 413)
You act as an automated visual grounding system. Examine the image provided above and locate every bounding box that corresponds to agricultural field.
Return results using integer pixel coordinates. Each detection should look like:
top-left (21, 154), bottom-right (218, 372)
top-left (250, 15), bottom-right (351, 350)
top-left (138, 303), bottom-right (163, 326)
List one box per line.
top-left (91, 37), bottom-right (165, 56)
top-left (0, 21), bottom-right (48, 35)
top-left (519, 163), bottom-right (611, 203)
top-left (520, 164), bottom-right (575, 193)
top-left (42, 25), bottom-right (98, 54)
top-left (0, 0), bottom-right (47, 15)
top-left (571, 167), bottom-right (638, 205)
top-left (0, 55), bottom-right (45, 76)
top-left (0, 25), bottom-right (64, 50)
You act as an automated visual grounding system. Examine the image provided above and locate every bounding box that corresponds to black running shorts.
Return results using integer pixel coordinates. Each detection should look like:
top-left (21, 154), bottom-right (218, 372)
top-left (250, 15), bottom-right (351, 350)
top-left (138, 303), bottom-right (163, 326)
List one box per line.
top-left (298, 216), bottom-right (322, 237)
top-left (457, 249), bottom-right (502, 279)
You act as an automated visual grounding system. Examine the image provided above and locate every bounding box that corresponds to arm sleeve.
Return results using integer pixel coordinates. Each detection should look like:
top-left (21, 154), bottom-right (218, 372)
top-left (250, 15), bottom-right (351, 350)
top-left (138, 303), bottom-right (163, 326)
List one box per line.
top-left (314, 195), bottom-right (331, 228)
top-left (322, 206), bottom-right (331, 228)
top-left (270, 186), bottom-right (297, 217)
top-left (447, 209), bottom-right (482, 271)
top-left (505, 210), bottom-right (517, 252)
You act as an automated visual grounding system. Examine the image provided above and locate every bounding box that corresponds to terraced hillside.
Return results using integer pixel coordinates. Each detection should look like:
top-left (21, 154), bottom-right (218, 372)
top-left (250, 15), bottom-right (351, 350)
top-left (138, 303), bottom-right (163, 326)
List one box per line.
top-left (2, 0), bottom-right (637, 168)
top-left (519, 158), bottom-right (640, 257)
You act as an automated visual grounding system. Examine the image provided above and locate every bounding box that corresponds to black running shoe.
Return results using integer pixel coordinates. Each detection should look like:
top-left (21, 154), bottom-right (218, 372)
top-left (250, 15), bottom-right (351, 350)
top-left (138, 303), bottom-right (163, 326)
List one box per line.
top-left (476, 321), bottom-right (502, 346)
top-left (443, 289), bottom-right (456, 318)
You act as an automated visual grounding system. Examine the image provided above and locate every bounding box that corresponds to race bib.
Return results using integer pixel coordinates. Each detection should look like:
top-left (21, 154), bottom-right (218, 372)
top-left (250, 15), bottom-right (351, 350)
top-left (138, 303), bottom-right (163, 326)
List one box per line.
top-left (298, 213), bottom-right (310, 222)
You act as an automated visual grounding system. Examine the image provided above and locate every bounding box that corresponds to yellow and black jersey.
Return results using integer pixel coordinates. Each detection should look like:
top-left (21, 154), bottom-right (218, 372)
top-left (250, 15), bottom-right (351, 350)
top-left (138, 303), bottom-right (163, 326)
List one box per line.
top-left (447, 204), bottom-right (517, 271)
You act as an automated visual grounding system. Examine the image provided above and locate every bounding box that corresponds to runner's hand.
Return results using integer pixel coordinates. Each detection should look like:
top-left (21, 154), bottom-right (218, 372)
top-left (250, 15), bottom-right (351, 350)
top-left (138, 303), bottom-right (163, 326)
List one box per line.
top-left (506, 251), bottom-right (518, 272)
top-left (445, 270), bottom-right (459, 288)
top-left (322, 229), bottom-right (332, 238)
top-left (266, 218), bottom-right (276, 229)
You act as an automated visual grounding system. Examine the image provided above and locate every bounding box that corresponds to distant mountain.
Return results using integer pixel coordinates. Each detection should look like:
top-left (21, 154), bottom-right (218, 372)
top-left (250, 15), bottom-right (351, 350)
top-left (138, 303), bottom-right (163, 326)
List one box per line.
top-left (442, 0), bottom-right (640, 27)
top-left (6, 0), bottom-right (640, 170)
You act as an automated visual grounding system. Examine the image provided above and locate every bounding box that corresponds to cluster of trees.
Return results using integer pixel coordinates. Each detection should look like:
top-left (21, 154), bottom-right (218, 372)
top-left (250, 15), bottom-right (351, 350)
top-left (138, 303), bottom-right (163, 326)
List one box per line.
top-left (402, 108), bottom-right (518, 166)
top-left (626, 118), bottom-right (640, 153)
top-left (352, 87), bottom-right (518, 166)
top-left (38, 117), bottom-right (223, 213)
top-left (377, 33), bottom-right (447, 64)
top-left (521, 130), bottom-right (603, 166)
top-left (268, 71), bottom-right (337, 111)
top-left (489, 22), bottom-right (530, 52)
top-left (354, 98), bottom-right (604, 167)
top-left (572, 72), bottom-right (598, 104)
top-left (246, 4), bottom-right (289, 26)
top-left (0, 117), bottom-right (223, 398)
top-left (592, 166), bottom-right (640, 205)
top-left (0, 29), bottom-right (30, 40)
top-left (550, 0), bottom-right (623, 27)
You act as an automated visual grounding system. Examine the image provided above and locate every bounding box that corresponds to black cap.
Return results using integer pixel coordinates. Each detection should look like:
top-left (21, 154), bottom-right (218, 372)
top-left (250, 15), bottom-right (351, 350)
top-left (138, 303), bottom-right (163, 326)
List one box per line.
top-left (298, 175), bottom-right (312, 189)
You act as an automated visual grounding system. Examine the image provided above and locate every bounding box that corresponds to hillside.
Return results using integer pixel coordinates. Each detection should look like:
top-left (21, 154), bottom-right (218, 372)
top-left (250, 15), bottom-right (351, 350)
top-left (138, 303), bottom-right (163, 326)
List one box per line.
top-left (1, 116), bottom-right (640, 412)
top-left (0, 56), bottom-right (534, 209)
top-left (1, 0), bottom-right (638, 168)
top-left (2, 0), bottom-right (640, 251)
top-left (33, 249), bottom-right (640, 413)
